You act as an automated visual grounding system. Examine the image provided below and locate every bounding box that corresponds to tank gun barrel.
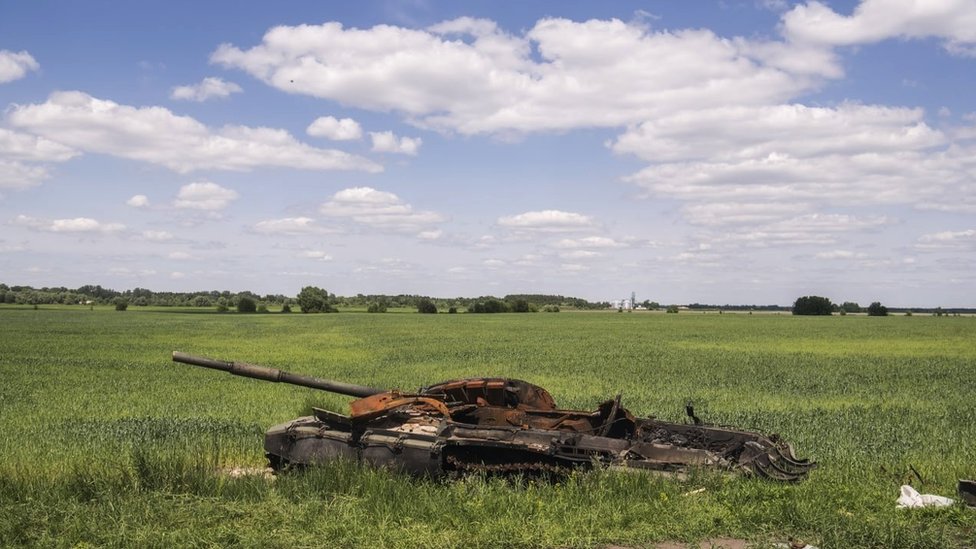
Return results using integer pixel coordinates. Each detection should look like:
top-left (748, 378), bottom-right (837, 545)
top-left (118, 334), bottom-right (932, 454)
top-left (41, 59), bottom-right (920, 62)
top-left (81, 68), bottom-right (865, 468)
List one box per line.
top-left (172, 351), bottom-right (383, 398)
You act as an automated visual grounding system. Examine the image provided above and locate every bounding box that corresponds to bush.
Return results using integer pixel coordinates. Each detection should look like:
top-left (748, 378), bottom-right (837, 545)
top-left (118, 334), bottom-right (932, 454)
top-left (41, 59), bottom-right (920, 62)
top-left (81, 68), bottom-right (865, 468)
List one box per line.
top-left (666, 305), bottom-right (679, 314)
top-left (417, 299), bottom-right (437, 314)
top-left (792, 295), bottom-right (834, 316)
top-left (448, 307), bottom-right (457, 314)
top-left (867, 302), bottom-right (888, 316)
top-left (367, 302), bottom-right (387, 313)
top-left (281, 304), bottom-right (292, 313)
top-left (237, 296), bottom-right (257, 313)
top-left (542, 304), bottom-right (560, 313)
top-left (256, 303), bottom-right (269, 313)
top-left (215, 304), bottom-right (229, 313)
top-left (469, 299), bottom-right (508, 314)
top-left (297, 286), bottom-right (336, 313)
top-left (510, 299), bottom-right (530, 313)
top-left (113, 299), bottom-right (128, 311)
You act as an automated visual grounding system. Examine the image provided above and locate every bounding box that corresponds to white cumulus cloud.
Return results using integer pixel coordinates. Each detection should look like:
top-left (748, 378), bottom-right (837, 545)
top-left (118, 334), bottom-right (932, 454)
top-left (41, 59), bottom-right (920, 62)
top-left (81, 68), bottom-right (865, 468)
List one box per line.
top-left (681, 202), bottom-right (812, 226)
top-left (211, 17), bottom-right (822, 135)
top-left (253, 217), bottom-right (326, 235)
top-left (320, 187), bottom-right (443, 232)
top-left (141, 230), bottom-right (173, 241)
top-left (497, 210), bottom-right (595, 232)
top-left (170, 77), bottom-right (243, 101)
top-left (559, 250), bottom-right (601, 260)
top-left (916, 229), bottom-right (976, 250)
top-left (173, 181), bottom-right (238, 211)
top-left (307, 116), bottom-right (363, 140)
top-left (126, 194), bottom-right (150, 208)
top-left (369, 131), bottom-right (422, 155)
top-left (417, 229), bottom-right (442, 240)
top-left (8, 91), bottom-right (382, 173)
top-left (301, 250), bottom-right (333, 261)
top-left (710, 213), bottom-right (890, 248)
top-left (611, 103), bottom-right (944, 163)
top-left (781, 0), bottom-right (976, 55)
top-left (0, 50), bottom-right (39, 83)
top-left (0, 160), bottom-right (50, 190)
top-left (0, 128), bottom-right (78, 163)
top-left (0, 128), bottom-right (79, 190)
top-left (553, 236), bottom-right (628, 249)
top-left (13, 214), bottom-right (125, 233)
top-left (815, 250), bottom-right (866, 260)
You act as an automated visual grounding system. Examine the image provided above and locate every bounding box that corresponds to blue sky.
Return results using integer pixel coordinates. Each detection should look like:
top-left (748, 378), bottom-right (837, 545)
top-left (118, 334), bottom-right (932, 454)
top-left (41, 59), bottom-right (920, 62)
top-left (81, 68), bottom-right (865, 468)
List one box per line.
top-left (1, 0), bottom-right (974, 306)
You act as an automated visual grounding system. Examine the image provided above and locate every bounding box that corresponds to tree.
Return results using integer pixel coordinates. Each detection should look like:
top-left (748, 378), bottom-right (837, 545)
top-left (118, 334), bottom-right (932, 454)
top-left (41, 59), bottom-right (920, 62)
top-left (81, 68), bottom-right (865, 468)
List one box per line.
top-left (484, 299), bottom-right (507, 313)
top-left (666, 305), bottom-right (679, 314)
top-left (417, 299), bottom-right (437, 314)
top-left (867, 301), bottom-right (888, 316)
top-left (367, 302), bottom-right (387, 313)
top-left (281, 304), bottom-right (292, 313)
top-left (113, 298), bottom-right (128, 311)
top-left (510, 299), bottom-right (530, 313)
top-left (840, 301), bottom-right (861, 314)
top-left (297, 286), bottom-right (335, 313)
top-left (792, 295), bottom-right (834, 316)
top-left (237, 296), bottom-right (257, 313)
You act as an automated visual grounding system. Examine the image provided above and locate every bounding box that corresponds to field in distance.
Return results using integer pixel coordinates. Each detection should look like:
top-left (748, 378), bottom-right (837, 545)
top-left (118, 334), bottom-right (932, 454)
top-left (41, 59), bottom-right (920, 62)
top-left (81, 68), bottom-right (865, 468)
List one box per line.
top-left (1, 306), bottom-right (974, 548)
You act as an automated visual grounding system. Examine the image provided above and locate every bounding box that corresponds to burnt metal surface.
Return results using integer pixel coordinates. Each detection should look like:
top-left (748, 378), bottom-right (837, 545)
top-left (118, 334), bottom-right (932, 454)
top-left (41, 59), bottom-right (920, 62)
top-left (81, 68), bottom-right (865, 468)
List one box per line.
top-left (172, 351), bottom-right (816, 481)
top-left (960, 479), bottom-right (976, 507)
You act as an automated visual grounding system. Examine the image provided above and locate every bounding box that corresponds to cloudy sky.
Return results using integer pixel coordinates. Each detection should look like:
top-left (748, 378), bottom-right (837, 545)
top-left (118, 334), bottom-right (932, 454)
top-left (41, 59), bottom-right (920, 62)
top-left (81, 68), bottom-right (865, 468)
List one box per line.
top-left (2, 1), bottom-right (975, 306)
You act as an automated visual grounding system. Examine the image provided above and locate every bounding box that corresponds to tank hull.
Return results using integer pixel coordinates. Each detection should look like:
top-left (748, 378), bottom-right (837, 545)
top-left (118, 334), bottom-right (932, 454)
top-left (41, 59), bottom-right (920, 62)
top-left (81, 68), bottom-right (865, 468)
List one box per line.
top-left (265, 407), bottom-right (815, 481)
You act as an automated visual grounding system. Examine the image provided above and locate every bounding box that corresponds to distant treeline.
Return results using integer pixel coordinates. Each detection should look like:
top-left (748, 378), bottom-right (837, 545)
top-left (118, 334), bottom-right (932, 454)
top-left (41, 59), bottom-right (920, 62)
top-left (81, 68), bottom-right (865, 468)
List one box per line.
top-left (0, 283), bottom-right (610, 311)
top-left (686, 302), bottom-right (976, 315)
top-left (0, 284), bottom-right (290, 308)
top-left (686, 303), bottom-right (789, 312)
top-left (2, 283), bottom-right (971, 314)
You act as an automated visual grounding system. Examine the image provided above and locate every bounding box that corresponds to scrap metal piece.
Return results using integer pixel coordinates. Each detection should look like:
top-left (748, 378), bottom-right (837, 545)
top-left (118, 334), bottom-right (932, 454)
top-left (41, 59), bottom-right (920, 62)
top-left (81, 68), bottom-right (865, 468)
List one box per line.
top-left (172, 351), bottom-right (816, 481)
top-left (960, 479), bottom-right (976, 507)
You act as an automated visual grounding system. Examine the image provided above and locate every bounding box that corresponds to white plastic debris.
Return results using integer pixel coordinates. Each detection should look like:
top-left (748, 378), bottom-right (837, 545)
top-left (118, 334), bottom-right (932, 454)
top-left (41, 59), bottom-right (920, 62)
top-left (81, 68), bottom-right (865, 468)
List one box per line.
top-left (896, 485), bottom-right (955, 508)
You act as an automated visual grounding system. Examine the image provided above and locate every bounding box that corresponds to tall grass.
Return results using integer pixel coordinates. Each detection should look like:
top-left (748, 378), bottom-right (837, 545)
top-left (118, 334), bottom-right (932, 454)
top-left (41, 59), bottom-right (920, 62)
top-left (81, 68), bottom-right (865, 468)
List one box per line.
top-left (1, 307), bottom-right (974, 547)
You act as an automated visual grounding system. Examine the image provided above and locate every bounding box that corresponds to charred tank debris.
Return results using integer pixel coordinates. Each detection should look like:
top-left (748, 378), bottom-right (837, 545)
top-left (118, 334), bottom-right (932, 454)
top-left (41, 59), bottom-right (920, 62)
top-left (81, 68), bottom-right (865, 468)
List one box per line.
top-left (171, 351), bottom-right (815, 481)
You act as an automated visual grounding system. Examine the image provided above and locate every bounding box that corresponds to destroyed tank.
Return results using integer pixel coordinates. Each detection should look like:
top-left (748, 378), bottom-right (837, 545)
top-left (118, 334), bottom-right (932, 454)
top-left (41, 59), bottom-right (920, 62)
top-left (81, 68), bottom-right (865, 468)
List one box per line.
top-left (172, 352), bottom-right (815, 481)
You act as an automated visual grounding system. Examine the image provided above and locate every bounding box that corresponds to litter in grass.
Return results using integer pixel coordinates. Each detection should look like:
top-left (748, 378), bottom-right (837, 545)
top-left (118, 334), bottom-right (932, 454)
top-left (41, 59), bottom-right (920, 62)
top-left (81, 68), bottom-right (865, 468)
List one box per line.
top-left (221, 466), bottom-right (275, 480)
top-left (773, 542), bottom-right (818, 549)
top-left (896, 485), bottom-right (954, 508)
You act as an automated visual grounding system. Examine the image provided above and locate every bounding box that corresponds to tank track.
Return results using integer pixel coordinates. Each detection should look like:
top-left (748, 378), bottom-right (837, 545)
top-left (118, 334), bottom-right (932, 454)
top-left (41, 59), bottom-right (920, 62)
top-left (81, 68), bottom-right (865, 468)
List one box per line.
top-left (446, 455), bottom-right (572, 475)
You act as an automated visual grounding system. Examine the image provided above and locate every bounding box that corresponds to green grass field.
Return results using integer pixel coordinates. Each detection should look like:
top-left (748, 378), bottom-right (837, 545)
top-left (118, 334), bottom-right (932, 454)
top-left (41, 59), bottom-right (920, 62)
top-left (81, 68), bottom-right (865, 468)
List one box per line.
top-left (1, 306), bottom-right (974, 548)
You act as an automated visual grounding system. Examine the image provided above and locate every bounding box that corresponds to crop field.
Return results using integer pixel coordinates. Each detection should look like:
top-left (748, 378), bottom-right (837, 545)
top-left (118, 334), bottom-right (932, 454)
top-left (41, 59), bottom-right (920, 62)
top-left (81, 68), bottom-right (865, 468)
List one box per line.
top-left (1, 306), bottom-right (975, 548)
